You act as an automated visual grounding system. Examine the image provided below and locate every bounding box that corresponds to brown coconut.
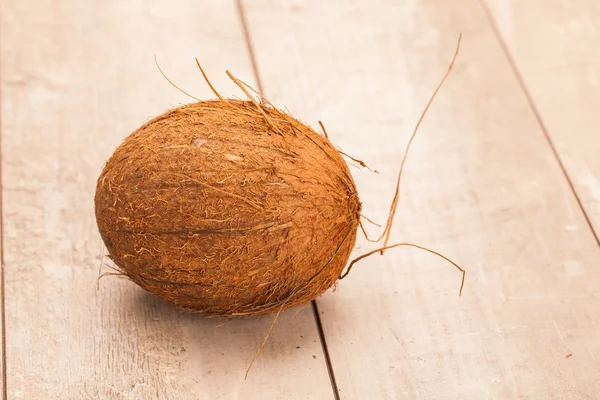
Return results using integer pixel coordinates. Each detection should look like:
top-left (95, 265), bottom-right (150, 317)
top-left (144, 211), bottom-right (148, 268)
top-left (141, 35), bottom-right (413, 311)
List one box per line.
top-left (96, 37), bottom-right (466, 317)
top-left (95, 99), bottom-right (361, 316)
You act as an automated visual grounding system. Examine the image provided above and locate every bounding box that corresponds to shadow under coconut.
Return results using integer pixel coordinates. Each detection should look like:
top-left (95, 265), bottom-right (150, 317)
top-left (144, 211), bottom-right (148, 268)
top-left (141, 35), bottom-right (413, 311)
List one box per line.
top-left (130, 288), bottom-right (328, 383)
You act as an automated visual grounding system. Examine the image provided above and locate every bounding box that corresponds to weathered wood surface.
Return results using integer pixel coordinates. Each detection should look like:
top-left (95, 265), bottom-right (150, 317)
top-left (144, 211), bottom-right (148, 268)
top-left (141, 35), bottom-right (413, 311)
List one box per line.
top-left (484, 0), bottom-right (600, 237)
top-left (1, 0), bottom-right (600, 398)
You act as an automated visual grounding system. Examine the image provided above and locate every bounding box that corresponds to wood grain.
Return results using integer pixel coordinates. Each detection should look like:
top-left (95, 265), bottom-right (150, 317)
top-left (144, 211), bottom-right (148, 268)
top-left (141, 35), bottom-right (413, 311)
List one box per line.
top-left (0, 1), bottom-right (333, 399)
top-left (241, 0), bottom-right (600, 398)
top-left (484, 0), bottom-right (600, 238)
top-left (0, 3), bottom-right (6, 396)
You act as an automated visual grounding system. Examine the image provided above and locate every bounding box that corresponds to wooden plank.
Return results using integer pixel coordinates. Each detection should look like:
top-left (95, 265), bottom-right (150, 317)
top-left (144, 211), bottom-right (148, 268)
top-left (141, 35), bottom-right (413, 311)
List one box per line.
top-left (241, 0), bottom-right (600, 398)
top-left (0, 1), bottom-right (334, 398)
top-left (484, 0), bottom-right (600, 236)
top-left (0, 9), bottom-right (6, 398)
top-left (0, 8), bottom-right (5, 392)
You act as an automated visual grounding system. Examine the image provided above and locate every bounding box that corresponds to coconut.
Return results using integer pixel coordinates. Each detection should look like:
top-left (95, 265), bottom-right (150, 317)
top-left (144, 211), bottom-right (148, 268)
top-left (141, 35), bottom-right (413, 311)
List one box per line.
top-left (95, 98), bottom-right (361, 316)
top-left (96, 36), bottom-right (465, 318)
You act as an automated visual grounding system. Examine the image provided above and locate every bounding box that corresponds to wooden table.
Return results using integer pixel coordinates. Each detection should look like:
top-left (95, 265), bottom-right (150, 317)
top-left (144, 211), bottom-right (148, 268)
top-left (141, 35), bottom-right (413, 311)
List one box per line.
top-left (1, 0), bottom-right (599, 398)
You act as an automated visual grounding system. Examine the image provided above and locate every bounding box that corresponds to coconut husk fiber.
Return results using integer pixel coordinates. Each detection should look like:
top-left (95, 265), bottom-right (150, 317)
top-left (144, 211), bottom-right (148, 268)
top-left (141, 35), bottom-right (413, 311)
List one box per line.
top-left (95, 97), bottom-right (361, 316)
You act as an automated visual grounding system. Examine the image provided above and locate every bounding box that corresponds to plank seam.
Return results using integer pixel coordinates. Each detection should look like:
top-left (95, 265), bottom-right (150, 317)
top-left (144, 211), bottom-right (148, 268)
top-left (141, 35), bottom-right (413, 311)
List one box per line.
top-left (235, 2), bottom-right (341, 397)
top-left (480, 0), bottom-right (600, 249)
top-left (235, 0), bottom-right (265, 94)
top-left (312, 301), bottom-right (341, 400)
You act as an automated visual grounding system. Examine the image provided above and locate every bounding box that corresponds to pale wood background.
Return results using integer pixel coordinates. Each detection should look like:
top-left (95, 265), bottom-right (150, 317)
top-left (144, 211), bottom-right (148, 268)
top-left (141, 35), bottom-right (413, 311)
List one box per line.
top-left (1, 0), bottom-right (599, 399)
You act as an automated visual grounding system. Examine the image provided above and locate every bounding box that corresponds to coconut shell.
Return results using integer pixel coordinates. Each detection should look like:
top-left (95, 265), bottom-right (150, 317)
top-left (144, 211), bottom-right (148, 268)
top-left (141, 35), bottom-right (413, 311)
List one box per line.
top-left (95, 99), bottom-right (361, 316)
